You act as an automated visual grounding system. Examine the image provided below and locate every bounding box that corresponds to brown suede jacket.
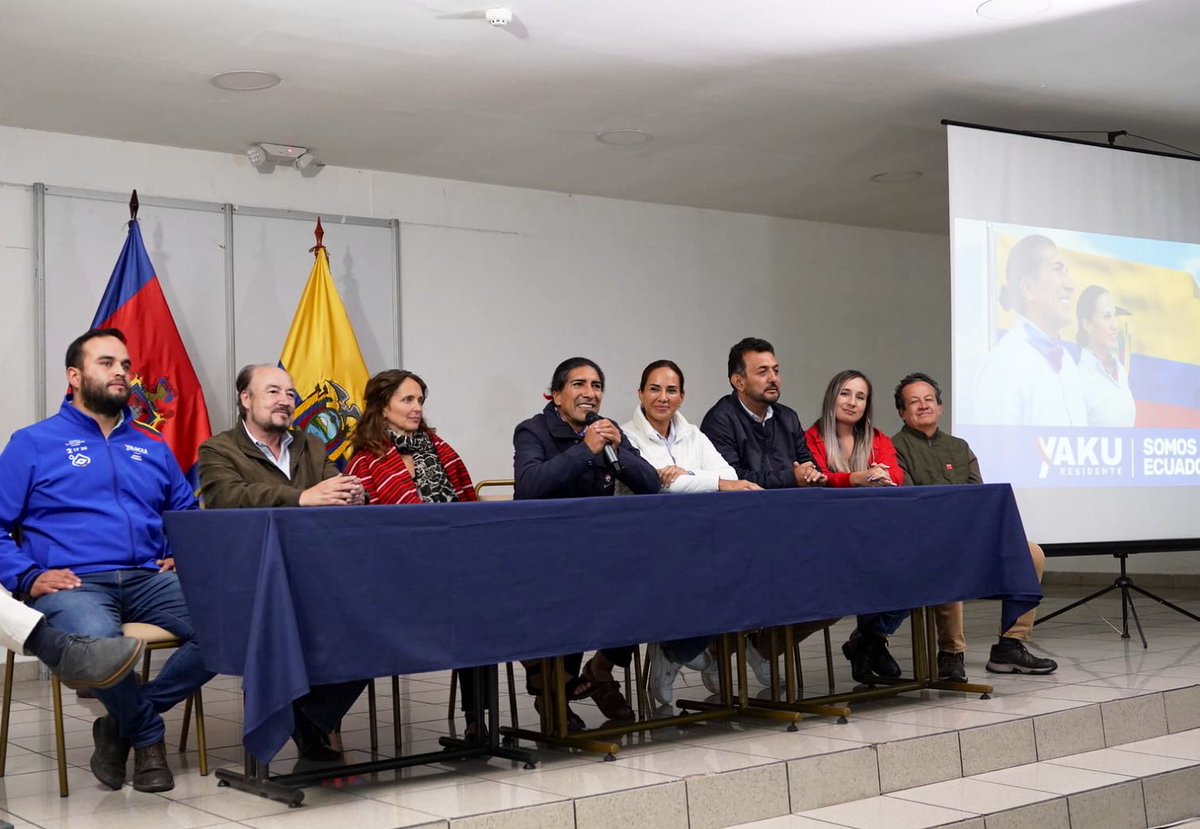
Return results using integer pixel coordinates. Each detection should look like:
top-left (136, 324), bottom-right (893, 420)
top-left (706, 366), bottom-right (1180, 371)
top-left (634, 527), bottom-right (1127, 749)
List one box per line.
top-left (198, 422), bottom-right (337, 508)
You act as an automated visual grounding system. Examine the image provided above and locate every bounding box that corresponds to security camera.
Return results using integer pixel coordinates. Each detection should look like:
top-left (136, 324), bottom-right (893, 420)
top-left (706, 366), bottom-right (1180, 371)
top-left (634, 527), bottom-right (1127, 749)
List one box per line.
top-left (485, 7), bottom-right (512, 26)
top-left (246, 144), bottom-right (269, 168)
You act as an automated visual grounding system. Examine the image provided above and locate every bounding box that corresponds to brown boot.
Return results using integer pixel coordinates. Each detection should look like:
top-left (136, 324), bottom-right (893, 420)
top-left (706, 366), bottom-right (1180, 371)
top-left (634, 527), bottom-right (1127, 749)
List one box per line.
top-left (89, 715), bottom-right (130, 790)
top-left (132, 740), bottom-right (174, 792)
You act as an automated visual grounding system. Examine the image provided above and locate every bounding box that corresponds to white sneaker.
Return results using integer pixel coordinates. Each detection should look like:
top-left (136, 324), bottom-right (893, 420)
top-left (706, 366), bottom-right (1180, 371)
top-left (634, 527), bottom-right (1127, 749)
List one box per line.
top-left (648, 643), bottom-right (682, 706)
top-left (745, 641), bottom-right (775, 687)
top-left (700, 648), bottom-right (722, 694)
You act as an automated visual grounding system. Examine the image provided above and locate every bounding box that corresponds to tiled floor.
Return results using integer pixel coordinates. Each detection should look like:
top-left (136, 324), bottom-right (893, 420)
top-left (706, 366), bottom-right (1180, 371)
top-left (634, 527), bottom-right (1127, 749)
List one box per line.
top-left (2, 584), bottom-right (1200, 828)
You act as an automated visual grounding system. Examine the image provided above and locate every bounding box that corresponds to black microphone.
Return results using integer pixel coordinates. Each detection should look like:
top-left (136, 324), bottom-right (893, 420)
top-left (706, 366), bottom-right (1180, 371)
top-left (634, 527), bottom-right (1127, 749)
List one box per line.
top-left (584, 411), bottom-right (622, 474)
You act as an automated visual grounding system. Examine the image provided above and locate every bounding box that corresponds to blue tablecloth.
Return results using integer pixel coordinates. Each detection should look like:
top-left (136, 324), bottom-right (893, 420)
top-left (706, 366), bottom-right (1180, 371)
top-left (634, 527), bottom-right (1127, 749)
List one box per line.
top-left (164, 484), bottom-right (1040, 763)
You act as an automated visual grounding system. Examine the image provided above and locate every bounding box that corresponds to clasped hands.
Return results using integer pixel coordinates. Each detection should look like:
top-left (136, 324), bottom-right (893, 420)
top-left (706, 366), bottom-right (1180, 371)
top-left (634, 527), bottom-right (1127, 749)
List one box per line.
top-left (850, 464), bottom-right (896, 487)
top-left (793, 461), bottom-right (828, 487)
top-left (583, 419), bottom-right (621, 455)
top-left (299, 474), bottom-right (367, 507)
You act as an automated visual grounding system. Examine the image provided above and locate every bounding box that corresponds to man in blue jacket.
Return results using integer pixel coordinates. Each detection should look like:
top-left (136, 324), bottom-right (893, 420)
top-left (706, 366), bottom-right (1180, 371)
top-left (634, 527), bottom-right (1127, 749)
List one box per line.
top-left (513, 356), bottom-right (659, 729)
top-left (0, 328), bottom-right (212, 794)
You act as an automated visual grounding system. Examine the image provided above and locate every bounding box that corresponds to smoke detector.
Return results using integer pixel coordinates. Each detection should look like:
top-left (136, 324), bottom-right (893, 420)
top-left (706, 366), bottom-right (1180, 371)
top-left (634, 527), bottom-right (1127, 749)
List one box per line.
top-left (485, 8), bottom-right (512, 26)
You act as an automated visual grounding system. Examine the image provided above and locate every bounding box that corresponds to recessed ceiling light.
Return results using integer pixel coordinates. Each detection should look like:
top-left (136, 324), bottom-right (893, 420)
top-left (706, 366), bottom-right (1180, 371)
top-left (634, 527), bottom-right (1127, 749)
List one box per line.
top-left (870, 171), bottom-right (923, 183)
top-left (976, 0), bottom-right (1051, 20)
top-left (595, 129), bottom-right (653, 146)
top-left (211, 70), bottom-right (282, 91)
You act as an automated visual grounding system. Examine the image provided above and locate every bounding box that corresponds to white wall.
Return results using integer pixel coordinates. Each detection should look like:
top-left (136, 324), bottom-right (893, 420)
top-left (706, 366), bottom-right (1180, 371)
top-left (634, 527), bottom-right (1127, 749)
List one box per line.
top-left (0, 124), bottom-right (950, 467)
top-left (6, 124), bottom-right (1172, 572)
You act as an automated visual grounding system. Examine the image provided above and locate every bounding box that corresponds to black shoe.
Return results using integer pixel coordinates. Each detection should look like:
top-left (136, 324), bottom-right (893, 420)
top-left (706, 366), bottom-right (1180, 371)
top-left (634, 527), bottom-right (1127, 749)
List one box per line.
top-left (292, 713), bottom-right (341, 761)
top-left (841, 631), bottom-right (875, 684)
top-left (463, 712), bottom-right (489, 742)
top-left (132, 740), bottom-right (174, 792)
top-left (871, 637), bottom-right (902, 679)
top-left (56, 636), bottom-right (144, 690)
top-left (90, 715), bottom-right (131, 790)
top-left (986, 640), bottom-right (1057, 675)
top-left (937, 651), bottom-right (967, 683)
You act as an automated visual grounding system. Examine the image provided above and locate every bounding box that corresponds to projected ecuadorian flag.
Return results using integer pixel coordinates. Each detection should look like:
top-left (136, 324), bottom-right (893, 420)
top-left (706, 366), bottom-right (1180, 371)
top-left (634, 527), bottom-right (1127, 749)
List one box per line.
top-left (991, 229), bottom-right (1200, 429)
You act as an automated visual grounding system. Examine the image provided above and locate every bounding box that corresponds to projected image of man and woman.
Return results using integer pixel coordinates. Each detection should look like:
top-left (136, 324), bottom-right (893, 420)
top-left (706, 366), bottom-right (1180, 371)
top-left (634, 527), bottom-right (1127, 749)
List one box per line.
top-left (955, 219), bottom-right (1200, 487)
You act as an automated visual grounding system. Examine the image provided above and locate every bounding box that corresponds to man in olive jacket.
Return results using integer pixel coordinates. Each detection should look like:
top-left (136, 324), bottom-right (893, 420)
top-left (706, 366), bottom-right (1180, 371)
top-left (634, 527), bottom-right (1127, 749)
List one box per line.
top-left (198, 366), bottom-right (363, 508)
top-left (198, 364), bottom-right (367, 761)
top-left (891, 372), bottom-right (1056, 683)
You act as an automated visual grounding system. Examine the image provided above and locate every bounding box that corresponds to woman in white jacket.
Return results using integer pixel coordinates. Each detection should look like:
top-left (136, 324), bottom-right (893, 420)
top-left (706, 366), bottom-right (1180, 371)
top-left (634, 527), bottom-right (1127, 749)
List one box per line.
top-left (623, 360), bottom-right (760, 494)
top-left (623, 360), bottom-right (760, 704)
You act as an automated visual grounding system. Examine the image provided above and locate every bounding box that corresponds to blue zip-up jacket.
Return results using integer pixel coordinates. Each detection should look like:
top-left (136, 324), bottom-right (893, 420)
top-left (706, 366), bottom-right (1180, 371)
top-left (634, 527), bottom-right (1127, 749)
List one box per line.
top-left (699, 392), bottom-right (815, 489)
top-left (513, 402), bottom-right (660, 499)
top-left (0, 397), bottom-right (198, 595)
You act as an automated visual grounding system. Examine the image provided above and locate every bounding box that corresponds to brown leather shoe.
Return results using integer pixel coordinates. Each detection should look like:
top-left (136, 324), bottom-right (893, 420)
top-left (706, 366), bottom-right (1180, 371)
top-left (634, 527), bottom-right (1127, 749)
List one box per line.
top-left (132, 740), bottom-right (174, 792)
top-left (588, 680), bottom-right (635, 721)
top-left (582, 658), bottom-right (635, 722)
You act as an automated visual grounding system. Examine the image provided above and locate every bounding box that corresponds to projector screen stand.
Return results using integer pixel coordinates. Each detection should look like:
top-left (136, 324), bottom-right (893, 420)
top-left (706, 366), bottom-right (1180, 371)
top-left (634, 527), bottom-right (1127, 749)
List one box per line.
top-left (1034, 553), bottom-right (1200, 648)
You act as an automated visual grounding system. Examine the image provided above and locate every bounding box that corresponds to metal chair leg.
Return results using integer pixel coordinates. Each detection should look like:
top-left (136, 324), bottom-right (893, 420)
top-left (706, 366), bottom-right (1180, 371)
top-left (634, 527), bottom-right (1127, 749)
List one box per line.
top-left (392, 675), bottom-right (402, 754)
top-left (193, 690), bottom-right (208, 776)
top-left (783, 627), bottom-right (797, 704)
top-left (448, 669), bottom-right (458, 720)
top-left (0, 650), bottom-right (14, 777)
top-left (50, 676), bottom-right (68, 797)
top-left (631, 644), bottom-right (649, 719)
top-left (180, 694), bottom-right (193, 750)
top-left (823, 626), bottom-right (836, 694)
top-left (368, 679), bottom-right (379, 753)
top-left (505, 662), bottom-right (519, 734)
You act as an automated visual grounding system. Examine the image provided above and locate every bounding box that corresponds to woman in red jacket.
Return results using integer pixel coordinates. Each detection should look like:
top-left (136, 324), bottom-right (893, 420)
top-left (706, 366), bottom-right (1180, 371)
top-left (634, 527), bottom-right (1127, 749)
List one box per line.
top-left (804, 369), bottom-right (903, 488)
top-left (804, 370), bottom-right (907, 687)
top-left (346, 369), bottom-right (485, 737)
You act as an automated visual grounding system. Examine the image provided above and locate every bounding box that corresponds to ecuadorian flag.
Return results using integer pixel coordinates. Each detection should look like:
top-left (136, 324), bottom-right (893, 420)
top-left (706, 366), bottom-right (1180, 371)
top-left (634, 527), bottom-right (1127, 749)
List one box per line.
top-left (278, 221), bottom-right (369, 466)
top-left (91, 213), bottom-right (213, 487)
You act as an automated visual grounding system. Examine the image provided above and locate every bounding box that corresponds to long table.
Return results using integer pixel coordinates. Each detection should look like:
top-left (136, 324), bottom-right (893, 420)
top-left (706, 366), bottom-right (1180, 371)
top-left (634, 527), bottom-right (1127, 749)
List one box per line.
top-left (164, 484), bottom-right (1040, 796)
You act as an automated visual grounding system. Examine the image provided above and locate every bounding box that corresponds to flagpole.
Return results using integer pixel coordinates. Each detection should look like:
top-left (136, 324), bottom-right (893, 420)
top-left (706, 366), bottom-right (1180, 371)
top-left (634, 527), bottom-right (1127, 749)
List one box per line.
top-left (129, 189), bottom-right (139, 225)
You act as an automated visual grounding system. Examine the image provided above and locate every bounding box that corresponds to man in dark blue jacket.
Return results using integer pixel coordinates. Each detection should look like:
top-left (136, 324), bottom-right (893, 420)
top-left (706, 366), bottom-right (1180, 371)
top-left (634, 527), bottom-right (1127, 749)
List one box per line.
top-left (513, 357), bottom-right (658, 727)
top-left (0, 329), bottom-right (213, 794)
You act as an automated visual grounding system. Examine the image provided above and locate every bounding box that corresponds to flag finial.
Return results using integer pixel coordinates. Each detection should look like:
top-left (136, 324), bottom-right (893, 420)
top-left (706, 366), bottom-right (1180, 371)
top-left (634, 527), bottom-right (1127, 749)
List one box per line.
top-left (129, 190), bottom-right (139, 224)
top-left (310, 217), bottom-right (325, 255)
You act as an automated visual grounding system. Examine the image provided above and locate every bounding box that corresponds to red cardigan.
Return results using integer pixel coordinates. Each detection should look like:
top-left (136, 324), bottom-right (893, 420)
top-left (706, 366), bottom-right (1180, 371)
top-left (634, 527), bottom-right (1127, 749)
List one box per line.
top-left (346, 432), bottom-right (478, 505)
top-left (804, 425), bottom-right (905, 488)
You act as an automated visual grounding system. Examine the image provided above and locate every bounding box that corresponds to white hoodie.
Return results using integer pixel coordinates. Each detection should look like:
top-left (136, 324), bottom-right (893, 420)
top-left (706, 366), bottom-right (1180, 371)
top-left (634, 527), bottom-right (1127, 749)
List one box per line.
top-left (621, 405), bottom-right (737, 493)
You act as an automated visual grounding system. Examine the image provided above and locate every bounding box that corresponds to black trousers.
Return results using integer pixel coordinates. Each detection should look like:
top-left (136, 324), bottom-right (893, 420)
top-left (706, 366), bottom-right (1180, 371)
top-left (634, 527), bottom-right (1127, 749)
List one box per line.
top-left (293, 679), bottom-right (369, 733)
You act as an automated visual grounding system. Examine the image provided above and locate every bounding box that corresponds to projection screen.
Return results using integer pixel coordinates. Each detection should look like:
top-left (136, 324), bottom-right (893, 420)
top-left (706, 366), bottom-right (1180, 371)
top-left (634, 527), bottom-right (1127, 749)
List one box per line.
top-left (947, 123), bottom-right (1200, 544)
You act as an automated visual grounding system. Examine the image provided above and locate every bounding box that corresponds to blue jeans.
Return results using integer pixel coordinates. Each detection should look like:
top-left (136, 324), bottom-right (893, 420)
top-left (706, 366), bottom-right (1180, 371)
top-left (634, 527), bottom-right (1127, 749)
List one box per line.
top-left (857, 610), bottom-right (909, 637)
top-left (32, 569), bottom-right (215, 747)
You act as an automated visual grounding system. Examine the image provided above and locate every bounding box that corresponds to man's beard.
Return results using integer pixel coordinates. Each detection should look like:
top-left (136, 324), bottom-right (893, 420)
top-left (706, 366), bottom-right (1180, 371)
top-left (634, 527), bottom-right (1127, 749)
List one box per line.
top-left (255, 410), bottom-right (293, 435)
top-left (80, 375), bottom-right (128, 417)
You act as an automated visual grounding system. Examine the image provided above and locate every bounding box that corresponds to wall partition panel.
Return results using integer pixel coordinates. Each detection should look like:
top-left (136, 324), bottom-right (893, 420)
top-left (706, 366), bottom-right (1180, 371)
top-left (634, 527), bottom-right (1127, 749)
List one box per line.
top-left (0, 184), bottom-right (36, 443)
top-left (230, 211), bottom-right (397, 415)
top-left (42, 190), bottom-right (229, 428)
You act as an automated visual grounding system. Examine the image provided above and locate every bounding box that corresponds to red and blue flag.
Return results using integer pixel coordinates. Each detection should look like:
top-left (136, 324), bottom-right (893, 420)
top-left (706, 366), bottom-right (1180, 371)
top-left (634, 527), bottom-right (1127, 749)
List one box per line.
top-left (91, 214), bottom-right (212, 487)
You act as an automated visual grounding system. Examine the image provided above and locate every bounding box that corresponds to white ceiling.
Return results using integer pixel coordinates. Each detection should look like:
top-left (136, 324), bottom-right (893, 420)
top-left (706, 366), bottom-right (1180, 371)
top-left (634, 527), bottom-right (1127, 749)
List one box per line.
top-left (1, 0), bottom-right (1196, 234)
